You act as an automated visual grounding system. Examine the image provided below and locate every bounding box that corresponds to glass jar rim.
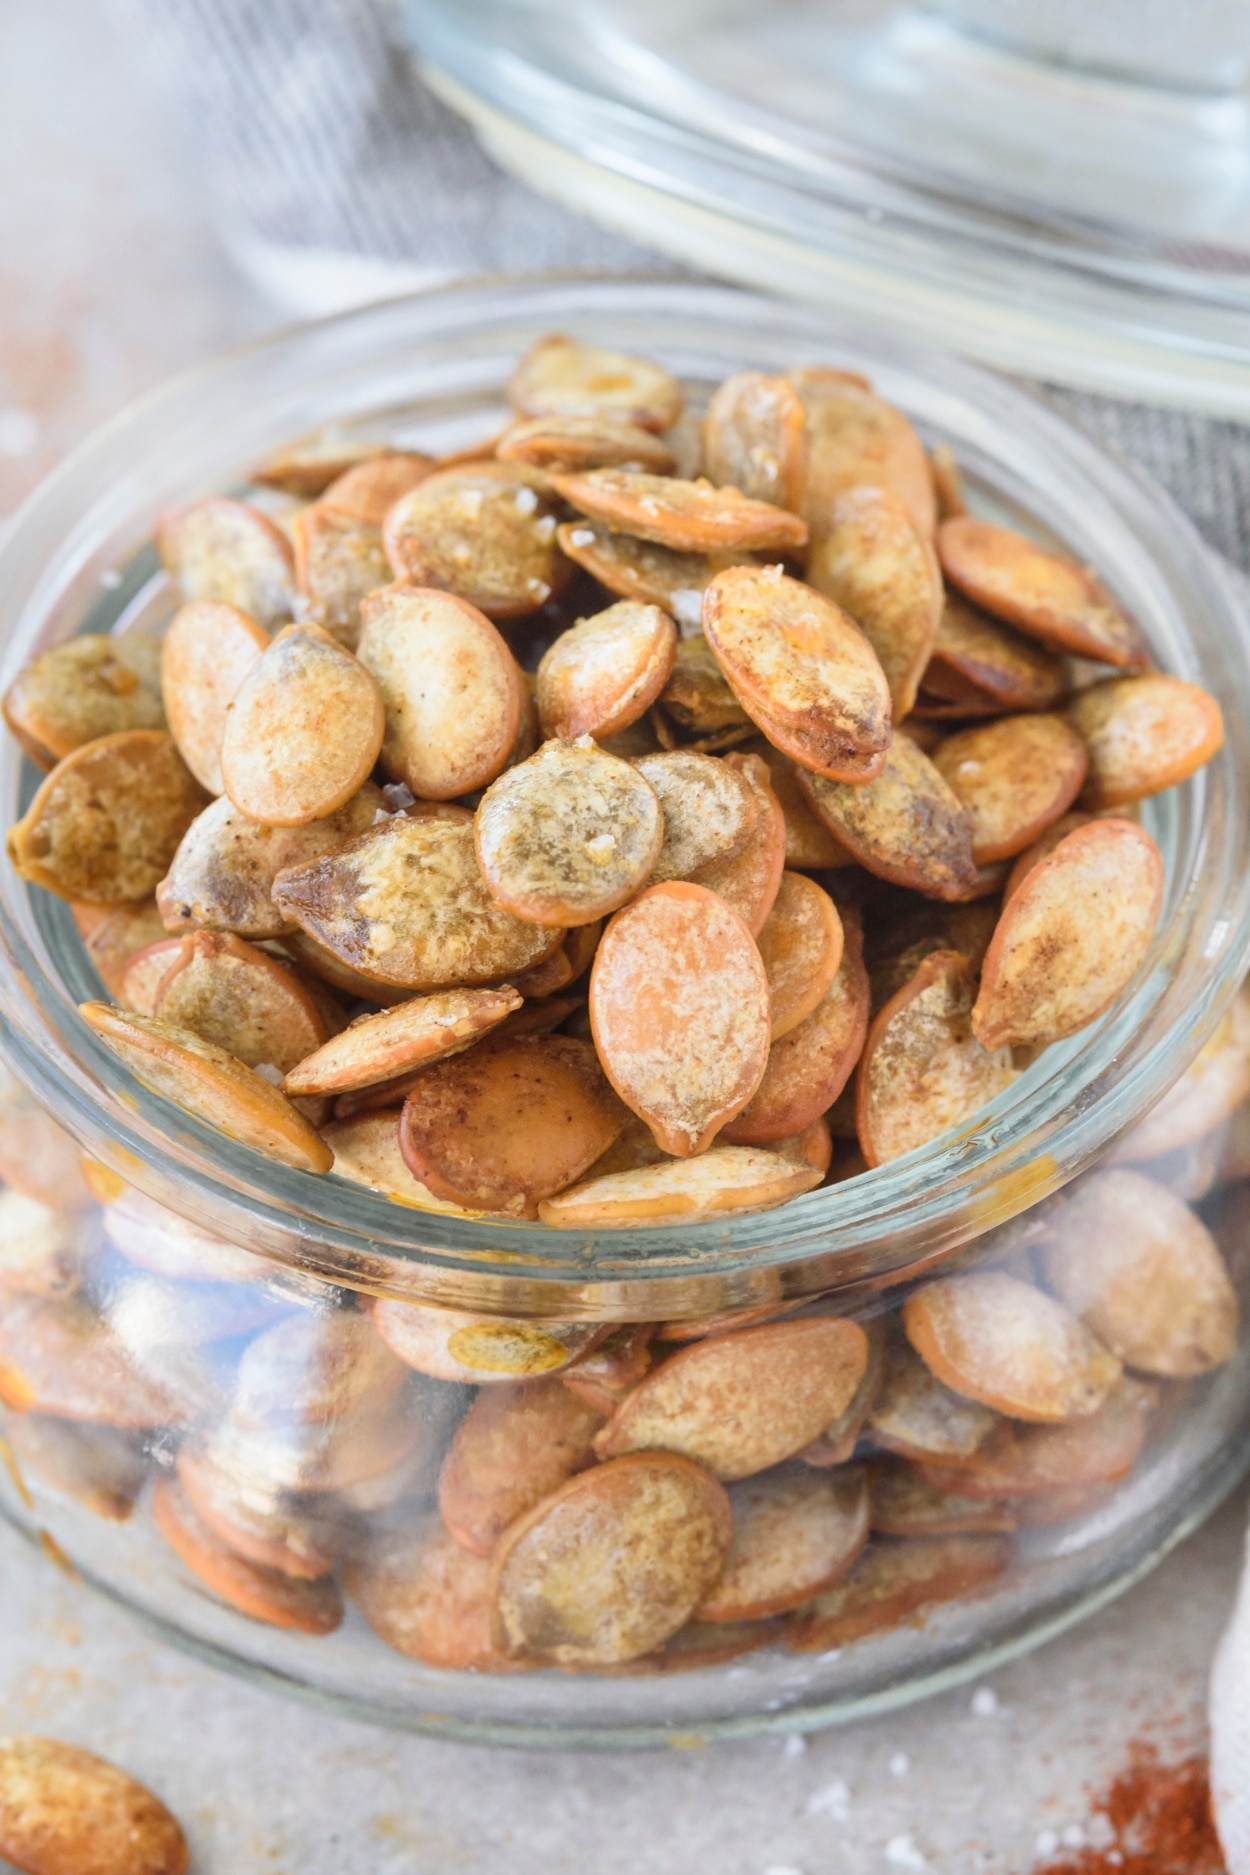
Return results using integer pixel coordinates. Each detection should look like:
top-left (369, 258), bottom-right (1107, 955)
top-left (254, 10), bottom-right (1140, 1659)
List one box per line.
top-left (1, 271), bottom-right (1248, 1318)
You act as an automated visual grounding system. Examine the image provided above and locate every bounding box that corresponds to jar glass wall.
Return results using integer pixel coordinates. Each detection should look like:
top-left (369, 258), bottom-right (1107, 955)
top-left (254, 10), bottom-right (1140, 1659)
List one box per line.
top-left (0, 278), bottom-right (1247, 1743)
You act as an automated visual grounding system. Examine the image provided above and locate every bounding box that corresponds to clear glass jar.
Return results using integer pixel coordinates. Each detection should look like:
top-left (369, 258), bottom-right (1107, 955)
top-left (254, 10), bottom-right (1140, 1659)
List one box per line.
top-left (0, 275), bottom-right (1248, 1745)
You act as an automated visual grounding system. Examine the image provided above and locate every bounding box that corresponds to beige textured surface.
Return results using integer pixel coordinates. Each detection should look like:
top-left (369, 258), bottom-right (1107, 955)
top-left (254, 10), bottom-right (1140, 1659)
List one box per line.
top-left (0, 2), bottom-right (1241, 1866)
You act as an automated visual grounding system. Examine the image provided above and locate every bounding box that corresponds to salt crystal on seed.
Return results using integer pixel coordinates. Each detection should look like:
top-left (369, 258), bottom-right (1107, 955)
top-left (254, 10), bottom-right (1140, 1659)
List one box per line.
top-left (889, 1752), bottom-right (910, 1779)
top-left (99, 568), bottom-right (123, 590)
top-left (568, 527), bottom-right (596, 547)
top-left (782, 1734), bottom-right (807, 1758)
top-left (1035, 1831), bottom-right (1059, 1857)
top-left (514, 485), bottom-right (539, 514)
top-left (1087, 1815), bottom-right (1115, 1849)
top-left (253, 1063), bottom-right (284, 1086)
top-left (534, 514), bottom-right (557, 540)
top-left (1061, 1825), bottom-right (1085, 1850)
top-left (884, 1835), bottom-right (927, 1869)
top-left (971, 1686), bottom-right (1000, 1717)
top-left (670, 589), bottom-right (704, 632)
top-left (805, 1780), bottom-right (850, 1821)
top-left (382, 782), bottom-right (416, 813)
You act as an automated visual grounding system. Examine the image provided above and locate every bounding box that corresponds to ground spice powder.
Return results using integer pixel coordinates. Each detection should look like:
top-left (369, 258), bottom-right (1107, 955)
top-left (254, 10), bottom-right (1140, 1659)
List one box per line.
top-left (1032, 1743), bottom-right (1225, 1874)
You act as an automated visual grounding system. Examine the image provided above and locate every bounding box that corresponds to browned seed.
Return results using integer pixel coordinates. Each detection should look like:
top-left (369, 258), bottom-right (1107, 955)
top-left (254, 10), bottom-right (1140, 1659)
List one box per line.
top-left (658, 633), bottom-right (752, 739)
top-left (561, 1322), bottom-right (656, 1414)
top-left (722, 915), bottom-right (870, 1143)
top-left (927, 594), bottom-right (1068, 712)
top-left (176, 1446), bottom-right (343, 1580)
top-left (2, 634), bottom-right (166, 769)
top-left (620, 1618), bottom-right (779, 1675)
top-left (383, 462), bottom-right (571, 620)
top-left (556, 520), bottom-right (720, 629)
top-left (756, 871), bottom-right (844, 1039)
top-left (497, 413), bottom-right (677, 475)
top-left (536, 601), bottom-right (677, 742)
top-left (931, 714), bottom-right (1090, 865)
top-left (156, 784), bottom-right (383, 939)
top-left (1066, 672), bottom-right (1225, 808)
top-left (324, 1109), bottom-right (483, 1214)
top-left (491, 1451), bottom-right (731, 1666)
top-left (319, 451), bottom-right (435, 525)
top-left (930, 444), bottom-right (968, 520)
top-left (150, 931), bottom-right (328, 1073)
top-left (475, 738), bottom-right (663, 927)
top-left (866, 1334), bottom-right (1001, 1463)
top-left (787, 367), bottom-right (936, 539)
top-left (697, 1465), bottom-right (870, 1623)
top-left (116, 936), bottom-right (181, 1015)
top-left (511, 942), bottom-right (575, 999)
top-left (160, 601), bottom-right (269, 795)
top-left (785, 1533), bottom-right (1011, 1651)
top-left (937, 516), bottom-right (1149, 668)
top-left (399, 1033), bottom-right (627, 1218)
top-left (702, 371), bottom-right (807, 510)
top-left (797, 733), bottom-right (978, 900)
top-left (595, 1318), bottom-right (869, 1480)
top-left (634, 749), bottom-right (759, 884)
top-left (689, 750), bottom-right (787, 934)
top-left (1037, 1168), bottom-right (1237, 1377)
top-left (289, 504), bottom-right (392, 649)
top-left (0, 1294), bottom-right (183, 1427)
top-left (553, 467), bottom-right (809, 559)
top-left (5, 1413), bottom-right (147, 1523)
top-left (971, 819), bottom-right (1163, 1050)
top-left (285, 986), bottom-right (521, 1097)
top-left (703, 565), bottom-right (892, 780)
top-left (232, 1309), bottom-right (407, 1429)
top-left (78, 1002), bottom-right (333, 1173)
top-left (743, 738), bottom-right (852, 869)
top-left (864, 897), bottom-right (1002, 1013)
top-left (0, 1192), bottom-right (84, 1300)
top-left (1116, 985), bottom-right (1250, 1161)
top-left (251, 434), bottom-right (394, 499)
top-left (71, 898), bottom-right (169, 998)
top-left (347, 1515), bottom-right (527, 1671)
top-left (590, 881), bottom-right (771, 1155)
top-left (153, 1475), bottom-right (343, 1634)
top-left (856, 951), bottom-right (1016, 1167)
top-left (356, 583), bottom-right (523, 800)
top-left (868, 1462), bottom-right (1017, 1537)
top-left (539, 1146), bottom-right (822, 1226)
top-left (0, 1734), bottom-right (189, 1875)
top-left (370, 1298), bottom-right (605, 1383)
top-left (1001, 811), bottom-right (1092, 902)
top-left (509, 333), bottom-right (684, 432)
top-left (279, 931), bottom-right (417, 1006)
top-left (914, 1375), bottom-right (1155, 1499)
top-left (157, 495), bottom-right (297, 629)
top-left (272, 809), bottom-right (562, 992)
top-left (439, 1378), bottom-right (605, 1557)
top-left (807, 486), bottom-right (943, 719)
top-left (802, 1312), bottom-right (888, 1470)
top-left (219, 623), bottom-right (384, 827)
top-left (903, 1270), bottom-right (1122, 1422)
top-left (8, 731), bottom-right (210, 905)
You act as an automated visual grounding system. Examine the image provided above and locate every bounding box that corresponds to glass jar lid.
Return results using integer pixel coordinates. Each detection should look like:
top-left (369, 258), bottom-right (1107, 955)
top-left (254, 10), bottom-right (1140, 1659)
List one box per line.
top-left (406, 0), bottom-right (1250, 414)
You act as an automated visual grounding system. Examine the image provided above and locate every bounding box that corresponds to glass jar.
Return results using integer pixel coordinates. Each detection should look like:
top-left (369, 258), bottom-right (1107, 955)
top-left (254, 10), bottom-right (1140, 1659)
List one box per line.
top-left (0, 275), bottom-right (1248, 1746)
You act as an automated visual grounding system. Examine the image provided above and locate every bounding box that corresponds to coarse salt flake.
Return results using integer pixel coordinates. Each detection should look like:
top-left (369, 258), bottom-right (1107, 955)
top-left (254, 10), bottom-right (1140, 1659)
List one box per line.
top-left (884, 1835), bottom-right (927, 1869)
top-left (514, 485), bottom-right (539, 514)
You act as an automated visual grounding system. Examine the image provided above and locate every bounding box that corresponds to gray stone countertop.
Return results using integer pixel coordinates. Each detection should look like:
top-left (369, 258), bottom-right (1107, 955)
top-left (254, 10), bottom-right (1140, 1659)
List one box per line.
top-left (0, 1), bottom-right (1242, 1867)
